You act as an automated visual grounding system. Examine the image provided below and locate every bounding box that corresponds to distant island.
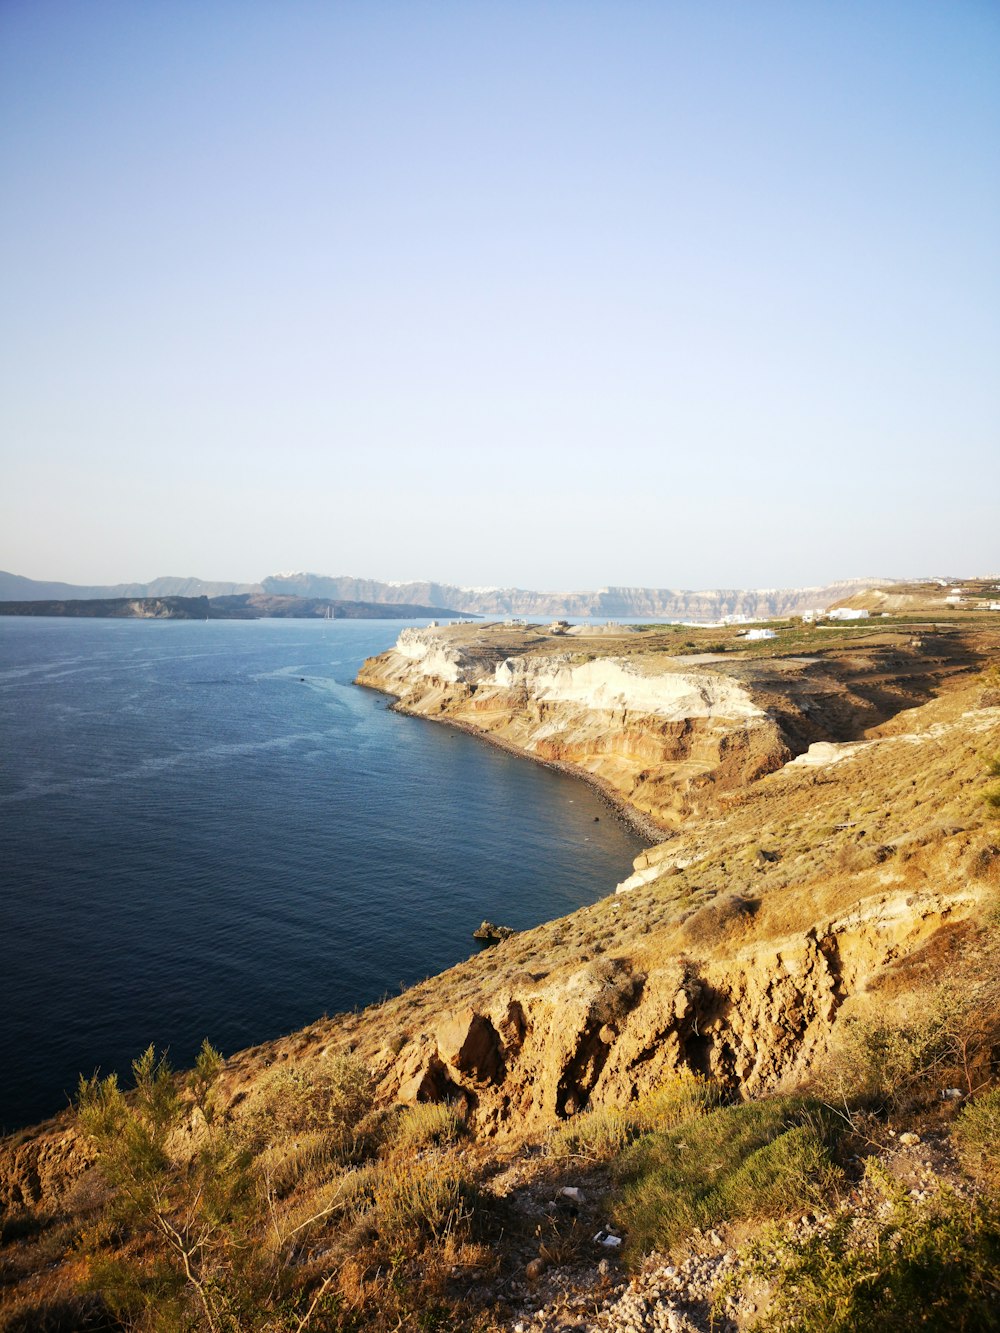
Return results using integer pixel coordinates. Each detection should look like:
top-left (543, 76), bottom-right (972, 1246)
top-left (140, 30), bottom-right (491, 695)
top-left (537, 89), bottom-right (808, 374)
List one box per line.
top-left (0, 594), bottom-right (472, 621)
top-left (0, 567), bottom-right (897, 620)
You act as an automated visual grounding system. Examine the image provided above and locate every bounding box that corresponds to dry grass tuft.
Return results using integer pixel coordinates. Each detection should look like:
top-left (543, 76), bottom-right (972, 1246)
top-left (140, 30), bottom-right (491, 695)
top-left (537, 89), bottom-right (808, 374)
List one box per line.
top-left (549, 1072), bottom-right (719, 1161)
top-left (953, 1087), bottom-right (1000, 1193)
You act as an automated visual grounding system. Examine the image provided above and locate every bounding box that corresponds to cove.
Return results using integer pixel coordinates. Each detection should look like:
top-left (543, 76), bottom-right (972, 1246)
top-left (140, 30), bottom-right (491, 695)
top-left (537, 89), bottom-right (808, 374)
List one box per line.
top-left (0, 617), bottom-right (644, 1130)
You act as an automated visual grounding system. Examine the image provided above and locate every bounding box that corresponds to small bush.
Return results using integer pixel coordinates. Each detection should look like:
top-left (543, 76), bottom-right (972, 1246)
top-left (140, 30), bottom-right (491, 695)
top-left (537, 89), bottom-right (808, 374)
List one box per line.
top-left (727, 1172), bottom-right (1000, 1332)
top-left (967, 844), bottom-right (1000, 884)
top-left (823, 1003), bottom-right (957, 1109)
top-left (679, 893), bottom-right (758, 948)
top-left (983, 755), bottom-right (1000, 815)
top-left (550, 1105), bottom-right (635, 1160)
top-left (247, 1054), bottom-right (377, 1160)
top-left (550, 1072), bottom-right (718, 1161)
top-left (0, 1293), bottom-right (118, 1332)
top-left (391, 1102), bottom-right (465, 1153)
top-left (823, 969), bottom-right (1000, 1108)
top-left (954, 1088), bottom-right (1000, 1193)
top-left (369, 1156), bottom-right (475, 1251)
top-left (255, 1129), bottom-right (341, 1196)
top-left (0, 1209), bottom-right (49, 1245)
top-left (613, 1098), bottom-right (841, 1255)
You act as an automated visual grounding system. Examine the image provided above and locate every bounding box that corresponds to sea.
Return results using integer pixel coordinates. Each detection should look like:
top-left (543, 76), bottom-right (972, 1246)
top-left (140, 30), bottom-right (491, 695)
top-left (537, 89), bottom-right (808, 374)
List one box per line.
top-left (0, 617), bottom-right (644, 1131)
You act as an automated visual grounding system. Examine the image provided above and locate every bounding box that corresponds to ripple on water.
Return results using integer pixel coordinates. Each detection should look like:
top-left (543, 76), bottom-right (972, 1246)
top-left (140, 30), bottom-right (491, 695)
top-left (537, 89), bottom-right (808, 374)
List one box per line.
top-left (0, 617), bottom-right (644, 1129)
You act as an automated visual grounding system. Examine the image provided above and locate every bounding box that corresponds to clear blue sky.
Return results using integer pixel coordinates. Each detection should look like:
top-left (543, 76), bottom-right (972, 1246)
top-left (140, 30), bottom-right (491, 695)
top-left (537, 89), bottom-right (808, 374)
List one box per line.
top-left (2, 1), bottom-right (998, 590)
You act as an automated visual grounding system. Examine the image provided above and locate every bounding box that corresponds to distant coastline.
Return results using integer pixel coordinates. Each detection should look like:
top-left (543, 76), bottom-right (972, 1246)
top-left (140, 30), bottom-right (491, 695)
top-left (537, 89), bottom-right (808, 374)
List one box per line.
top-left (0, 568), bottom-right (890, 621)
top-left (0, 594), bottom-right (473, 621)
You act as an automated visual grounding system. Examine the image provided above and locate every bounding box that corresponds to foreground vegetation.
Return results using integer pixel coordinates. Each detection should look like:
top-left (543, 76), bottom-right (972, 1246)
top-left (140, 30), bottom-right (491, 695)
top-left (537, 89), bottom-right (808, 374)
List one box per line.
top-left (1, 1011), bottom-right (996, 1331)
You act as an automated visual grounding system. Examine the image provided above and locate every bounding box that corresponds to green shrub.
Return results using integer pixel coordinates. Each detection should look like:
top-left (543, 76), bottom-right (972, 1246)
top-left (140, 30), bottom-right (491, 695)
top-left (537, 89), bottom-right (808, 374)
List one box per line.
top-left (246, 1054), bottom-right (378, 1161)
top-left (613, 1098), bottom-right (841, 1255)
top-left (954, 1088), bottom-right (1000, 1193)
top-left (727, 1171), bottom-right (1000, 1332)
top-left (824, 999), bottom-right (962, 1109)
top-left (549, 1072), bottom-right (719, 1161)
top-left (76, 1043), bottom-right (264, 1331)
top-left (369, 1156), bottom-right (475, 1250)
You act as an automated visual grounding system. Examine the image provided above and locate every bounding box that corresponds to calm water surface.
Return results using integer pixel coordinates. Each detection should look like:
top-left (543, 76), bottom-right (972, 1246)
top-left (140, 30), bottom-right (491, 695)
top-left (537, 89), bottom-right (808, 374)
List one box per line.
top-left (0, 618), bottom-right (643, 1129)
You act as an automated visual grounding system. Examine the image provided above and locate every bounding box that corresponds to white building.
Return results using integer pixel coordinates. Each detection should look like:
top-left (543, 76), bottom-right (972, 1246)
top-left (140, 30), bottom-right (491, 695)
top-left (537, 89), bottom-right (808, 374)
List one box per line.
top-left (827, 608), bottom-right (870, 621)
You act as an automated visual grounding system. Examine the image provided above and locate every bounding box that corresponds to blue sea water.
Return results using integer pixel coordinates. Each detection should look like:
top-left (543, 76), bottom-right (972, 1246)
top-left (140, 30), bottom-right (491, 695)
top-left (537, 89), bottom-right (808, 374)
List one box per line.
top-left (0, 617), bottom-right (643, 1130)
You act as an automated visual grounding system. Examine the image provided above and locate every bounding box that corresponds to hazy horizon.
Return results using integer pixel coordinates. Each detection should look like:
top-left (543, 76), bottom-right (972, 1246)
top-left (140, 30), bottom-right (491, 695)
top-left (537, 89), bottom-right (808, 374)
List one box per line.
top-left (0, 563), bottom-right (971, 597)
top-left (2, 2), bottom-right (998, 588)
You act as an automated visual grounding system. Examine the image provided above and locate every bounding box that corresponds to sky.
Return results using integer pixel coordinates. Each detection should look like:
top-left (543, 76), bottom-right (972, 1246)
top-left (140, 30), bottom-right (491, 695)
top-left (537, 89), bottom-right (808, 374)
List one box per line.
top-left (1, 1), bottom-right (998, 592)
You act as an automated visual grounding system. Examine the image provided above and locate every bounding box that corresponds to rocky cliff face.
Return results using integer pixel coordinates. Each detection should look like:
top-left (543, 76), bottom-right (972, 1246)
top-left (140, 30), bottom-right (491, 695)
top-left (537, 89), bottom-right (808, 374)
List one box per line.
top-left (358, 627), bottom-right (792, 829)
top-left (265, 573), bottom-right (885, 619)
top-left (0, 568), bottom-right (884, 614)
top-left (356, 623), bottom-right (984, 830)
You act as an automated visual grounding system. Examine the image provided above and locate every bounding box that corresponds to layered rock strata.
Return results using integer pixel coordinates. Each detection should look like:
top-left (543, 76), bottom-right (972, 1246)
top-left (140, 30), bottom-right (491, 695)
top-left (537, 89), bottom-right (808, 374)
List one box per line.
top-left (358, 627), bottom-right (790, 829)
top-left (356, 623), bottom-right (984, 829)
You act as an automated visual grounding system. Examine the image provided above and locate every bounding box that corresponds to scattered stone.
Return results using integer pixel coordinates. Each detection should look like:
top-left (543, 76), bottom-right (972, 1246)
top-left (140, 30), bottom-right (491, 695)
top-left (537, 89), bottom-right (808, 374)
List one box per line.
top-left (559, 1186), bottom-right (587, 1205)
top-left (526, 1257), bottom-right (547, 1281)
top-left (899, 1132), bottom-right (921, 1146)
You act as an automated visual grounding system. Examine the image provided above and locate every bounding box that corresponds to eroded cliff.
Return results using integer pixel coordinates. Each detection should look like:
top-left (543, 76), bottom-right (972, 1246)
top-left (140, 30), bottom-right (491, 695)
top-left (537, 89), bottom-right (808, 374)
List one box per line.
top-left (356, 621), bottom-right (986, 829)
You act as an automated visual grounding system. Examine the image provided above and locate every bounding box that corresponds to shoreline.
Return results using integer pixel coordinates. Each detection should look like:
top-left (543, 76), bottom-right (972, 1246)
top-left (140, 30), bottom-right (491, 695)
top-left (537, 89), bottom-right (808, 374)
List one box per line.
top-left (356, 678), bottom-right (671, 847)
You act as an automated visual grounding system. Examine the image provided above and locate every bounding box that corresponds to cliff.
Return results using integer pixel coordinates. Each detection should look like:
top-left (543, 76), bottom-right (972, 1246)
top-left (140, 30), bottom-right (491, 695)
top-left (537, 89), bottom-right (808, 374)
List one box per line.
top-left (0, 596), bottom-right (218, 619)
top-left (264, 572), bottom-right (888, 620)
top-left (1, 567), bottom-right (892, 620)
top-left (356, 619), bottom-right (987, 830)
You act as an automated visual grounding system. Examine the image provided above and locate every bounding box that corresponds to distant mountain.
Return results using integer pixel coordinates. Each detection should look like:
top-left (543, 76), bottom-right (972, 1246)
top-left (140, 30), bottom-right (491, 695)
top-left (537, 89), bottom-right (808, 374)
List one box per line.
top-left (1, 569), bottom-right (892, 621)
top-left (262, 572), bottom-right (891, 620)
top-left (0, 594), bottom-right (471, 621)
top-left (207, 594), bottom-right (470, 620)
top-left (0, 571), bottom-right (258, 601)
